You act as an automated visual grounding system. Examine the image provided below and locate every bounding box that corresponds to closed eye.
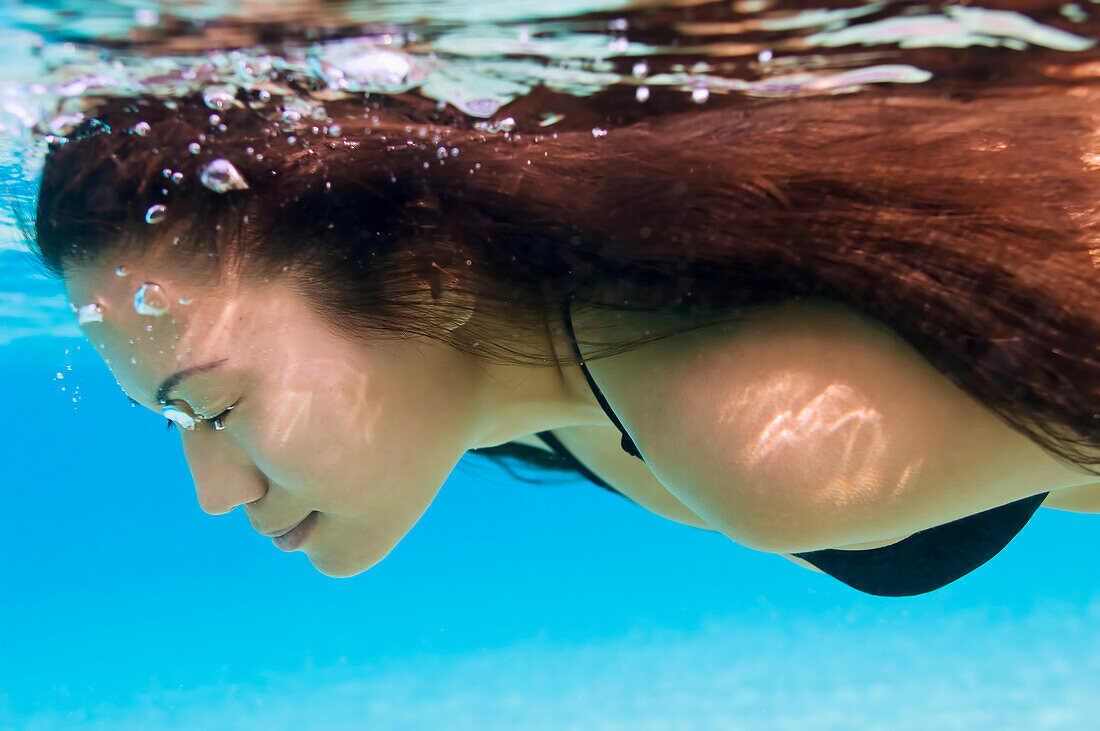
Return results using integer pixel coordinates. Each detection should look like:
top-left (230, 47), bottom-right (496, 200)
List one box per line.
top-left (128, 395), bottom-right (240, 432)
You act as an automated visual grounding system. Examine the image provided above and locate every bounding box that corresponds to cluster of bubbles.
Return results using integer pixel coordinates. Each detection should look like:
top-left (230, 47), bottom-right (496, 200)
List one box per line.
top-left (141, 157), bottom-right (248, 226)
top-left (0, 0), bottom-right (1090, 233)
top-left (55, 350), bottom-right (79, 407)
top-left (71, 275), bottom-right (174, 333)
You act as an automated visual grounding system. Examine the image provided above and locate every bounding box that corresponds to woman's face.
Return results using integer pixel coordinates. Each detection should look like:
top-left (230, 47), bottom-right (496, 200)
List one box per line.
top-left (64, 255), bottom-right (486, 577)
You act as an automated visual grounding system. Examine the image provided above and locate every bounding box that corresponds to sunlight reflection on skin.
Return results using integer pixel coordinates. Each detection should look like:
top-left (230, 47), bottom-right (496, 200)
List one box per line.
top-left (722, 374), bottom-right (923, 507)
top-left (195, 298), bottom-right (239, 356)
top-left (269, 389), bottom-right (314, 447)
top-left (267, 361), bottom-right (384, 448)
top-left (337, 369), bottom-right (383, 445)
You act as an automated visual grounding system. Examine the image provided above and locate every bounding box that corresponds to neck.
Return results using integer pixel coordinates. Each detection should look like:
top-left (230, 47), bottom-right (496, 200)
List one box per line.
top-left (465, 308), bottom-right (610, 449)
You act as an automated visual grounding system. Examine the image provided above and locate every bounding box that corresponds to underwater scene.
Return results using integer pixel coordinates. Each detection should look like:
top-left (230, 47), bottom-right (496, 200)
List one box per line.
top-left (1, 0), bottom-right (1099, 728)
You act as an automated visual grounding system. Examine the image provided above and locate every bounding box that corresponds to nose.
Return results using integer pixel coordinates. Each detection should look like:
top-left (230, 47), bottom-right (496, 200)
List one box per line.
top-left (180, 429), bottom-right (267, 514)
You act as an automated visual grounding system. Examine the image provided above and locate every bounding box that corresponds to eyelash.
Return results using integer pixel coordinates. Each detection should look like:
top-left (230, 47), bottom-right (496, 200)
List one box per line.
top-left (129, 397), bottom-right (238, 432)
top-left (170, 400), bottom-right (240, 432)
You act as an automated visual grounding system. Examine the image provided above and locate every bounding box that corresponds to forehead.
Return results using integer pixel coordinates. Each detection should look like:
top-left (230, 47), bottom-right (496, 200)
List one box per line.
top-left (64, 257), bottom-right (242, 401)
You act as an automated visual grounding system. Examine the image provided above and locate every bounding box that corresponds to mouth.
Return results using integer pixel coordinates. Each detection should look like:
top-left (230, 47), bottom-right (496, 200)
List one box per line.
top-left (263, 521), bottom-right (302, 538)
top-left (271, 511), bottom-right (319, 551)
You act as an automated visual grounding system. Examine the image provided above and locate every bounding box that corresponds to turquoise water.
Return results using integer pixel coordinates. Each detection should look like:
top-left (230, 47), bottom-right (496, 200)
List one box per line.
top-left (2, 2), bottom-right (1099, 728)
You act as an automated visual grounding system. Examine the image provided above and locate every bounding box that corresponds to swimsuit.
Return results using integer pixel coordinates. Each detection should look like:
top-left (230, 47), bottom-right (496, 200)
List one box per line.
top-left (536, 300), bottom-right (1048, 597)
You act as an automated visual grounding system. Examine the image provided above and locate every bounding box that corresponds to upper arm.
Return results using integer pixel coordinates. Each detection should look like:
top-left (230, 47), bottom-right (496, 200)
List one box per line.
top-left (593, 300), bottom-right (1094, 553)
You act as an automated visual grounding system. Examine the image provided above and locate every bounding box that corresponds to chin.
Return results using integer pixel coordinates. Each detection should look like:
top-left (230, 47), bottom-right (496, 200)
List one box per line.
top-left (308, 551), bottom-right (378, 579)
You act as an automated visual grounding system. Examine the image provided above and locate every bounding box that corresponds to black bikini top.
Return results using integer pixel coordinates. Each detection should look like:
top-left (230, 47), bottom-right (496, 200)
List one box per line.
top-left (537, 299), bottom-right (1048, 597)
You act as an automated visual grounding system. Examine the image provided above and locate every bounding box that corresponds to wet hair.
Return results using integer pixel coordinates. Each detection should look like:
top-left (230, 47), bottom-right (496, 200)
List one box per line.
top-left (29, 79), bottom-right (1100, 479)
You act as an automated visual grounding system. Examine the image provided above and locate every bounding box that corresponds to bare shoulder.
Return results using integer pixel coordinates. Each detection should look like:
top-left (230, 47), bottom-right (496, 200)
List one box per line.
top-left (1043, 482), bottom-right (1100, 513)
top-left (580, 298), bottom-right (1096, 552)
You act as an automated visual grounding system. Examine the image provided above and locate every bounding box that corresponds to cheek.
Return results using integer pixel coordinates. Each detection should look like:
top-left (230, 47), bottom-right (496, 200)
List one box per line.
top-left (242, 369), bottom-right (391, 488)
top-left (242, 355), bottom-right (472, 513)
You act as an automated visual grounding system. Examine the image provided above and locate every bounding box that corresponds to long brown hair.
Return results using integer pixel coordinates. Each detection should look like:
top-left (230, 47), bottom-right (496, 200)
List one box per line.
top-left (29, 72), bottom-right (1100, 478)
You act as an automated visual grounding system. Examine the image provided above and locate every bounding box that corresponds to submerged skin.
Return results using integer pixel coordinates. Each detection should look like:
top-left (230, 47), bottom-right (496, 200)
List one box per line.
top-left (64, 254), bottom-right (614, 578)
top-left (66, 252), bottom-right (1099, 578)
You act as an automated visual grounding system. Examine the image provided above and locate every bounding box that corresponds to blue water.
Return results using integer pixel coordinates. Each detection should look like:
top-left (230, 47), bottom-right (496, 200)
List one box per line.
top-left (2, 1), bottom-right (1099, 728)
top-left (2, 330), bottom-right (1099, 729)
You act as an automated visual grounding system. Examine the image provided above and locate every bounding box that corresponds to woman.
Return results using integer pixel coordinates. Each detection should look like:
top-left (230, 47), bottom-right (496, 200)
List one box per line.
top-left (31, 84), bottom-right (1100, 596)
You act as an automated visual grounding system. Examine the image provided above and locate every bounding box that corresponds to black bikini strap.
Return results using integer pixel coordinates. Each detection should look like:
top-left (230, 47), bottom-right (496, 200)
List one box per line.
top-left (560, 300), bottom-right (644, 461)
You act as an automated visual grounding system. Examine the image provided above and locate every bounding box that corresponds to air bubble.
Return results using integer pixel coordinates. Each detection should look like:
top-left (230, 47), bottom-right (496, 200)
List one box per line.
top-left (456, 98), bottom-right (502, 119)
top-left (145, 204), bottom-right (167, 224)
top-left (76, 303), bottom-right (103, 325)
top-left (328, 124), bottom-right (342, 137)
top-left (490, 117), bottom-right (516, 134)
top-left (134, 8), bottom-right (159, 27)
top-left (132, 121), bottom-right (151, 136)
top-left (331, 49), bottom-right (413, 93)
top-left (188, 142), bottom-right (201, 154)
top-left (171, 172), bottom-right (184, 184)
top-left (134, 282), bottom-right (170, 316)
top-left (691, 87), bottom-right (710, 104)
top-left (199, 159), bottom-right (250, 193)
top-left (632, 62), bottom-right (648, 78)
top-left (592, 128), bottom-right (608, 138)
top-left (636, 86), bottom-right (650, 102)
top-left (209, 113), bottom-right (221, 125)
top-left (203, 85), bottom-right (238, 111)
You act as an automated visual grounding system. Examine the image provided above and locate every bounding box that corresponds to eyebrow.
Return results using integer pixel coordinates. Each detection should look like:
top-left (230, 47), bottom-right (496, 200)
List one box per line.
top-left (155, 358), bottom-right (229, 404)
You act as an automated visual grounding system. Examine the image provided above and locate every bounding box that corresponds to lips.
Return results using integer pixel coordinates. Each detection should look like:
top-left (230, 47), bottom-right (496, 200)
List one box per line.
top-left (271, 511), bottom-right (319, 552)
top-left (261, 519), bottom-right (307, 538)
